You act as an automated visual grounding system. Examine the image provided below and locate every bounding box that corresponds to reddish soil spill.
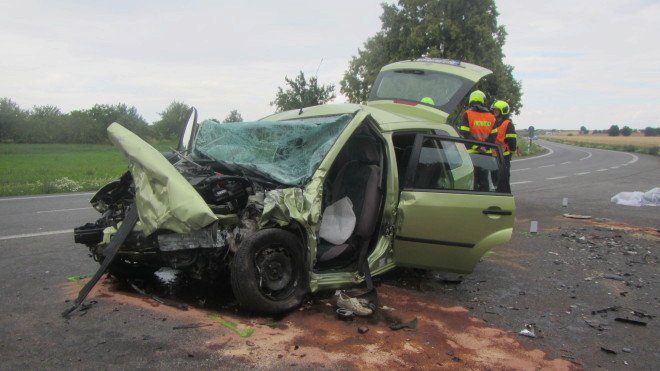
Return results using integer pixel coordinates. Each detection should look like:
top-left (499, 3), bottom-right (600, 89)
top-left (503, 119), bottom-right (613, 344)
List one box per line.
top-left (586, 220), bottom-right (660, 239)
top-left (64, 279), bottom-right (577, 369)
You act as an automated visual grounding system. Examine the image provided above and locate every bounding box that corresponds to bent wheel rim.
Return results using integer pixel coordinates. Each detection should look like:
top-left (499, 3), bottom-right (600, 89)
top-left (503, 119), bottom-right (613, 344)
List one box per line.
top-left (253, 244), bottom-right (298, 301)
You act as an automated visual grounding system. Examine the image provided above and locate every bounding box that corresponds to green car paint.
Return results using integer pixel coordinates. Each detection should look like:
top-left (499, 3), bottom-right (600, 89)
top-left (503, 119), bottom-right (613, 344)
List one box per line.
top-left (92, 58), bottom-right (514, 305)
top-left (107, 123), bottom-right (217, 236)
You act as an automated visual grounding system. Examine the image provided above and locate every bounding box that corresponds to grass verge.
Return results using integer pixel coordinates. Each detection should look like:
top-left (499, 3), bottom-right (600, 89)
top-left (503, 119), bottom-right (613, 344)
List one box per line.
top-left (542, 135), bottom-right (659, 156)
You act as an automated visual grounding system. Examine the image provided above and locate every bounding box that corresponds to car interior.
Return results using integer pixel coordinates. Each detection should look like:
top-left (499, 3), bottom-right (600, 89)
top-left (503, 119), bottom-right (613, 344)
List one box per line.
top-left (314, 123), bottom-right (386, 271)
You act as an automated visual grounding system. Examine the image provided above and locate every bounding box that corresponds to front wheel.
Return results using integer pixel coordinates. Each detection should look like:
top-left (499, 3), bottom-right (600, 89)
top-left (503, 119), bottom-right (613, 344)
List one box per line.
top-left (230, 229), bottom-right (307, 314)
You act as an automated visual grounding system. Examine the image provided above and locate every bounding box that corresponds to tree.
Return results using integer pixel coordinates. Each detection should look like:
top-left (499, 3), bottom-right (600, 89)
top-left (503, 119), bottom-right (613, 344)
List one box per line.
top-left (0, 98), bottom-right (27, 142)
top-left (620, 126), bottom-right (633, 137)
top-left (85, 103), bottom-right (151, 142)
top-left (153, 101), bottom-right (191, 139)
top-left (608, 125), bottom-right (620, 136)
top-left (580, 126), bottom-right (588, 135)
top-left (340, 0), bottom-right (522, 115)
top-left (223, 109), bottom-right (243, 123)
top-left (20, 105), bottom-right (64, 143)
top-left (643, 126), bottom-right (659, 136)
top-left (271, 71), bottom-right (336, 112)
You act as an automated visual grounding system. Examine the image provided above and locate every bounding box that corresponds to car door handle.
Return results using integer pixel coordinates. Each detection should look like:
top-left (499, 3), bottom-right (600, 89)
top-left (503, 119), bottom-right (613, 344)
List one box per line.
top-left (482, 209), bottom-right (513, 216)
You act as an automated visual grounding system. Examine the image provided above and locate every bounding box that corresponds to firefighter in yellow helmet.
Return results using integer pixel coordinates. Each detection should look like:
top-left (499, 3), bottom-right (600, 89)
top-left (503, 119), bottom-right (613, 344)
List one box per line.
top-left (459, 90), bottom-right (495, 149)
top-left (459, 90), bottom-right (495, 191)
top-left (489, 100), bottom-right (517, 193)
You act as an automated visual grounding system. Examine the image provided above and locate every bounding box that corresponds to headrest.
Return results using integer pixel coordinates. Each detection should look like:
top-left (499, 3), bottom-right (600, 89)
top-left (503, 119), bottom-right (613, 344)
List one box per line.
top-left (349, 135), bottom-right (380, 163)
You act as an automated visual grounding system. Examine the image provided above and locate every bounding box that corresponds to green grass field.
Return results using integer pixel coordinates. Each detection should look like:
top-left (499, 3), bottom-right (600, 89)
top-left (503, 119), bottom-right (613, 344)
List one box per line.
top-left (0, 144), bottom-right (129, 196)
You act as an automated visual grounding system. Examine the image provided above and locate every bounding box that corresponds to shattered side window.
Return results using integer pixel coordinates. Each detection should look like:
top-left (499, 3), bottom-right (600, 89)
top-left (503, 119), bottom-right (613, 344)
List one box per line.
top-left (193, 114), bottom-right (352, 186)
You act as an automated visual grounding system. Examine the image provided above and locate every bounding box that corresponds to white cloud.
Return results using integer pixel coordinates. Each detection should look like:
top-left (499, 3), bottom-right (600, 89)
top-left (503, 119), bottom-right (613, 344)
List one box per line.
top-left (0, 0), bottom-right (657, 130)
top-left (498, 0), bottom-right (660, 129)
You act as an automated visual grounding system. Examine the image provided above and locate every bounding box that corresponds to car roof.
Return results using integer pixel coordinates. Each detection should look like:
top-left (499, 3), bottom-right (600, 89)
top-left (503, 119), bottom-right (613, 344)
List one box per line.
top-left (261, 103), bottom-right (457, 134)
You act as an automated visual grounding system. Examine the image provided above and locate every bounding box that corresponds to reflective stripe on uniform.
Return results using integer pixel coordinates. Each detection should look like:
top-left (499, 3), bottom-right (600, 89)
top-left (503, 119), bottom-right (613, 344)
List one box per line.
top-left (505, 133), bottom-right (517, 138)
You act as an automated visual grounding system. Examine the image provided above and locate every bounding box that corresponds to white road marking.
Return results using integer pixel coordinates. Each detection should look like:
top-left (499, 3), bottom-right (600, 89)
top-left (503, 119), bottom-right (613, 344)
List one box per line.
top-left (621, 163), bottom-right (628, 166)
top-left (560, 161), bottom-right (571, 165)
top-left (597, 169), bottom-right (608, 172)
top-left (578, 150), bottom-right (593, 161)
top-left (0, 229), bottom-right (72, 241)
top-left (575, 172), bottom-right (591, 175)
top-left (511, 168), bottom-right (530, 172)
top-left (36, 207), bottom-right (91, 214)
top-left (0, 192), bottom-right (94, 202)
top-left (539, 164), bottom-right (555, 168)
top-left (547, 176), bottom-right (567, 180)
top-left (611, 166), bottom-right (620, 169)
top-left (511, 181), bottom-right (533, 185)
top-left (511, 144), bottom-right (554, 162)
top-left (627, 153), bottom-right (639, 164)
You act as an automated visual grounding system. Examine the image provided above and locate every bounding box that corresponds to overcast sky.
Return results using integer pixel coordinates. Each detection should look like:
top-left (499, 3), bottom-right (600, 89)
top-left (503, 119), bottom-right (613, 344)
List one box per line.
top-left (1, 0), bottom-right (658, 130)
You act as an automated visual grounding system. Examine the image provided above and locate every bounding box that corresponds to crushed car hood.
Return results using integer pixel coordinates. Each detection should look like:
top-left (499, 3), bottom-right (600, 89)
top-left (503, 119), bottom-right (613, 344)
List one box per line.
top-left (107, 123), bottom-right (217, 235)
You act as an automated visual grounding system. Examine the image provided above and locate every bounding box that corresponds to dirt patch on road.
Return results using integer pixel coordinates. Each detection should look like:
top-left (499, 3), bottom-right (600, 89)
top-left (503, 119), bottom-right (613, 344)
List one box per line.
top-left (63, 279), bottom-right (576, 369)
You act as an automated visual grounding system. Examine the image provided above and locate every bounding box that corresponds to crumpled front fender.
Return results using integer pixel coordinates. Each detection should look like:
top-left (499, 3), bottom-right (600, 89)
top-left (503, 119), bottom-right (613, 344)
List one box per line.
top-left (107, 123), bottom-right (217, 236)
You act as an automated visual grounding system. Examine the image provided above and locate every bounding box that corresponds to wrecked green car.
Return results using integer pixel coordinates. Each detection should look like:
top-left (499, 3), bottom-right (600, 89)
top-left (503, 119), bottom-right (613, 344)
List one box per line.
top-left (72, 58), bottom-right (515, 315)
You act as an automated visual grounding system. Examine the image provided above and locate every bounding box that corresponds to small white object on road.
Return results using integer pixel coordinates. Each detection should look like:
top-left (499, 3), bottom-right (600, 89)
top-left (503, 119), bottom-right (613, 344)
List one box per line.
top-left (530, 221), bottom-right (538, 234)
top-left (562, 198), bottom-right (568, 207)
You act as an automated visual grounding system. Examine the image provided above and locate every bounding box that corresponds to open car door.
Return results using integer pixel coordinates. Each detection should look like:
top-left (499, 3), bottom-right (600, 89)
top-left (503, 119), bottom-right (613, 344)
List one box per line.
top-left (393, 134), bottom-right (515, 273)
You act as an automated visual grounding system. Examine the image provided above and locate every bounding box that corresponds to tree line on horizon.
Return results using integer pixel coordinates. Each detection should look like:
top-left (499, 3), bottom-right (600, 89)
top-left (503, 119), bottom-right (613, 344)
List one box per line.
top-left (0, 98), bottom-right (244, 144)
top-left (579, 125), bottom-right (658, 137)
top-left (1, 0), bottom-right (525, 145)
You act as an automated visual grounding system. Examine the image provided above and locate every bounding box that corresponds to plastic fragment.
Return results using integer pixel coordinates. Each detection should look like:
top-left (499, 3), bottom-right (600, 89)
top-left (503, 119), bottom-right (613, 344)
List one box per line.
top-left (208, 314), bottom-right (254, 337)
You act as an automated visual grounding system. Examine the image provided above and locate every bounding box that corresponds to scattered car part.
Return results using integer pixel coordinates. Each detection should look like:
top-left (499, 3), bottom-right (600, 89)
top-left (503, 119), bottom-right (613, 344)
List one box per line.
top-left (62, 203), bottom-right (138, 318)
top-left (389, 318), bottom-right (418, 330)
top-left (336, 308), bottom-right (355, 321)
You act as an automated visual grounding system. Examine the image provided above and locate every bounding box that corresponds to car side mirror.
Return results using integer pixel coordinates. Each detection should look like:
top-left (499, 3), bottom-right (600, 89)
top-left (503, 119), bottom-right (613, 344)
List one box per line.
top-left (178, 107), bottom-right (198, 153)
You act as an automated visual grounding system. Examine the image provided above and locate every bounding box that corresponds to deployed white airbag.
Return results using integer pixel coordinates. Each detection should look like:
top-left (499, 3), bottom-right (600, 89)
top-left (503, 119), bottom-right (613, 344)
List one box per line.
top-left (319, 197), bottom-right (356, 245)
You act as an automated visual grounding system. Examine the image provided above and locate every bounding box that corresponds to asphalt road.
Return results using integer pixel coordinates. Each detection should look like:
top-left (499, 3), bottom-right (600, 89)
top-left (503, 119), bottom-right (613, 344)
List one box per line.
top-left (510, 140), bottom-right (659, 228)
top-left (0, 141), bottom-right (657, 368)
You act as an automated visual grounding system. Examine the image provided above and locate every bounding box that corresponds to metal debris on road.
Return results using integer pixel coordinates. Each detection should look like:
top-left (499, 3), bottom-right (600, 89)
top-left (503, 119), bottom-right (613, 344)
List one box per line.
top-left (172, 323), bottom-right (213, 330)
top-left (615, 317), bottom-right (648, 326)
top-left (600, 347), bottom-right (617, 355)
top-left (563, 213), bottom-right (593, 219)
top-left (389, 318), bottom-right (418, 330)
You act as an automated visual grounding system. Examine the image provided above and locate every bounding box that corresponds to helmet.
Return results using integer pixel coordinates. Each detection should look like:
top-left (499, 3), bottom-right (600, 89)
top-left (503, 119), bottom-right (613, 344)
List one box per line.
top-left (491, 100), bottom-right (510, 115)
top-left (468, 90), bottom-right (486, 105)
top-left (420, 96), bottom-right (435, 105)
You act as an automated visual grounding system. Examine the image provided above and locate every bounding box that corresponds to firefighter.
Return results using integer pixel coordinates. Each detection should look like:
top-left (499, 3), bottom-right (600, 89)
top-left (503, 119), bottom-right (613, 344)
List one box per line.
top-left (489, 100), bottom-right (517, 193)
top-left (459, 90), bottom-right (495, 191)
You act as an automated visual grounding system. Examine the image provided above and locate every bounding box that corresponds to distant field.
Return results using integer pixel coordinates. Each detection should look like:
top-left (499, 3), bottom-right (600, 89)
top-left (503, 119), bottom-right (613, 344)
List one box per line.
top-left (542, 133), bottom-right (659, 155)
top-left (0, 144), bottom-right (128, 196)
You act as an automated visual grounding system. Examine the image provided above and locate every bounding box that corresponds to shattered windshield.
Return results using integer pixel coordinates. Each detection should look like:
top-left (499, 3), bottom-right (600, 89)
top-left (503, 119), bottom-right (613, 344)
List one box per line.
top-left (193, 114), bottom-right (353, 186)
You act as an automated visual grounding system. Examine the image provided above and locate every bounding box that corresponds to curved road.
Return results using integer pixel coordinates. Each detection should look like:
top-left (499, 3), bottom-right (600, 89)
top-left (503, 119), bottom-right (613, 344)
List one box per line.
top-left (510, 140), bottom-right (659, 228)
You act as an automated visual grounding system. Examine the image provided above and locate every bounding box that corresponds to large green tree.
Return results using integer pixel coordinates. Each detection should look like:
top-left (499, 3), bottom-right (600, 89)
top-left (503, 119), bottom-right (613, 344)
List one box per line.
top-left (153, 101), bottom-right (191, 139)
top-left (271, 71), bottom-right (336, 112)
top-left (85, 103), bottom-right (151, 141)
top-left (223, 109), bottom-right (243, 123)
top-left (340, 0), bottom-right (522, 115)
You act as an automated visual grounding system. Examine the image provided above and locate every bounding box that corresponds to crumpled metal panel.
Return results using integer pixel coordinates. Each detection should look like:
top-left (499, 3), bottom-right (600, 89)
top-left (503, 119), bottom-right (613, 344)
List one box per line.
top-left (107, 123), bottom-right (217, 236)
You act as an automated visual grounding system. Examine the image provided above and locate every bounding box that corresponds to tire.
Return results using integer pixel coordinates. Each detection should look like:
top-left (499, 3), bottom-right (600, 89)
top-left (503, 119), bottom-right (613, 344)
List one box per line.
top-left (230, 229), bottom-right (307, 314)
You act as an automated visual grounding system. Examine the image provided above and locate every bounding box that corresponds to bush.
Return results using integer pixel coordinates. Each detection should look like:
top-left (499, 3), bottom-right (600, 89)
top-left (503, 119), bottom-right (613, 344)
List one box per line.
top-left (621, 126), bottom-right (633, 136)
top-left (608, 125), bottom-right (620, 136)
